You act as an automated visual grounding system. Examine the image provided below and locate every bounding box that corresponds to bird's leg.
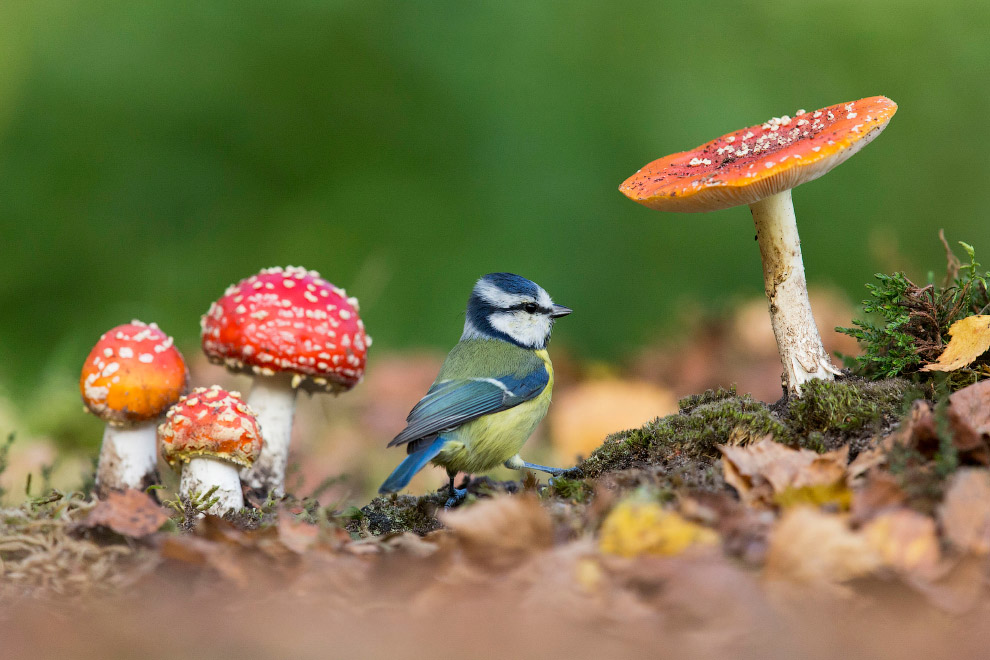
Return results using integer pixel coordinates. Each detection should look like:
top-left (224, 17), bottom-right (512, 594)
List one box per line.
top-left (444, 469), bottom-right (468, 509)
top-left (504, 454), bottom-right (583, 479)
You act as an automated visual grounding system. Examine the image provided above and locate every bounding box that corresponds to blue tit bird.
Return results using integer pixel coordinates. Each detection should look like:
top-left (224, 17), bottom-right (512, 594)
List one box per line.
top-left (379, 272), bottom-right (573, 505)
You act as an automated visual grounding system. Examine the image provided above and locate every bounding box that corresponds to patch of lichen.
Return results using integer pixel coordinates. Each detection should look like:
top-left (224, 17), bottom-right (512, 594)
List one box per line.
top-left (348, 492), bottom-right (445, 537)
top-left (577, 386), bottom-right (790, 479)
top-left (784, 377), bottom-right (920, 455)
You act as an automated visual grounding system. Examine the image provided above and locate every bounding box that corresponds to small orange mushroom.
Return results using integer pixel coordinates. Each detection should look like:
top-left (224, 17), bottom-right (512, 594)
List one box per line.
top-left (80, 320), bottom-right (188, 495)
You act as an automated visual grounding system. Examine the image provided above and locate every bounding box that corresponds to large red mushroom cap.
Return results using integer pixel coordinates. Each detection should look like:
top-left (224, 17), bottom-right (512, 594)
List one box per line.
top-left (158, 386), bottom-right (263, 469)
top-left (201, 266), bottom-right (369, 393)
top-left (619, 96), bottom-right (898, 212)
top-left (80, 321), bottom-right (189, 426)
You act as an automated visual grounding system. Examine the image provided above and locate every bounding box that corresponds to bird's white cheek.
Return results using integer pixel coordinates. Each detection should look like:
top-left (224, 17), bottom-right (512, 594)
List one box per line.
top-left (490, 312), bottom-right (550, 348)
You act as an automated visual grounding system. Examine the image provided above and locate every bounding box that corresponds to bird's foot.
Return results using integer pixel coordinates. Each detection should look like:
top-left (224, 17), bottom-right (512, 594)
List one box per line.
top-left (548, 466), bottom-right (584, 488)
top-left (444, 487), bottom-right (468, 509)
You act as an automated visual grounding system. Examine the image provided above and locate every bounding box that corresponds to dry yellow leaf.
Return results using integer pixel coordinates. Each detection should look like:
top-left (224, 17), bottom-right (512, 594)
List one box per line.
top-left (599, 499), bottom-right (719, 558)
top-left (921, 314), bottom-right (990, 372)
top-left (862, 509), bottom-right (940, 577)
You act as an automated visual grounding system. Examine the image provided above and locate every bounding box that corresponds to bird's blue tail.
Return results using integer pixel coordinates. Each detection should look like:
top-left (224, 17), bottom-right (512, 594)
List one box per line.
top-left (378, 437), bottom-right (447, 494)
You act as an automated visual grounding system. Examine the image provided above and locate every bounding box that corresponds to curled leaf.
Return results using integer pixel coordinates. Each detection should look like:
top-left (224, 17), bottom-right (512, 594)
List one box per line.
top-left (720, 437), bottom-right (849, 508)
top-left (82, 489), bottom-right (170, 538)
top-left (921, 315), bottom-right (990, 372)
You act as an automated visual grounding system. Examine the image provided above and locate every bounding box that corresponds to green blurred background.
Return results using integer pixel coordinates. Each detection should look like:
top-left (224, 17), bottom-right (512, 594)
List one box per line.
top-left (1, 0), bottom-right (988, 445)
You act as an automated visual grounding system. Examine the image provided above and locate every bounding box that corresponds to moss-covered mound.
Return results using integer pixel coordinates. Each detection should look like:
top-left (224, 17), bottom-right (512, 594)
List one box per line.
top-left (352, 377), bottom-right (920, 538)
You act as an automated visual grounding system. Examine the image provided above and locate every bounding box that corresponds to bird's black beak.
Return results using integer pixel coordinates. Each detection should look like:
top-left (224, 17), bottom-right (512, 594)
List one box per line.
top-left (550, 304), bottom-right (572, 318)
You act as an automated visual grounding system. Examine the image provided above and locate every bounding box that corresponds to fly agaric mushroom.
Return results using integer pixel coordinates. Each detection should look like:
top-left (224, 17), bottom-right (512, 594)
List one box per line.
top-left (201, 266), bottom-right (369, 496)
top-left (80, 321), bottom-right (189, 494)
top-left (620, 96), bottom-right (897, 395)
top-left (159, 386), bottom-right (262, 516)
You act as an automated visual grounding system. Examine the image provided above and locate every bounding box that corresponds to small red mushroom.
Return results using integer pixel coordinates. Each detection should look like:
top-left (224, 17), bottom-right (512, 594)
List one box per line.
top-left (159, 386), bottom-right (263, 516)
top-left (80, 321), bottom-right (188, 494)
top-left (201, 266), bottom-right (369, 495)
top-left (620, 96), bottom-right (897, 394)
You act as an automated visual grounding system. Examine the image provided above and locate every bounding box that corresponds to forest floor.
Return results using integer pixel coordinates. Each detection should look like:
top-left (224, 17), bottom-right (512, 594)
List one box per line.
top-left (4, 374), bottom-right (990, 659)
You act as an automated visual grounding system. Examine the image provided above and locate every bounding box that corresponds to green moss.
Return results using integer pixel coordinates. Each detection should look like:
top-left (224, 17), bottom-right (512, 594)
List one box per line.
top-left (546, 477), bottom-right (593, 503)
top-left (578, 387), bottom-right (790, 479)
top-left (677, 386), bottom-right (741, 412)
top-left (574, 377), bottom-right (921, 486)
top-left (349, 493), bottom-right (444, 537)
top-left (787, 378), bottom-right (921, 436)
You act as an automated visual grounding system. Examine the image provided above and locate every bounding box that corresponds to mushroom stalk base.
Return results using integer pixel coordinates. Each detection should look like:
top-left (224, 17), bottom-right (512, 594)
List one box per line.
top-left (181, 457), bottom-right (244, 516)
top-left (750, 190), bottom-right (840, 395)
top-left (242, 374), bottom-right (297, 496)
top-left (95, 422), bottom-right (160, 496)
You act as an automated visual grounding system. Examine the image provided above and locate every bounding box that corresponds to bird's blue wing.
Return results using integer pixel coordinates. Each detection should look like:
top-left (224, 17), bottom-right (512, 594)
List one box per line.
top-left (387, 369), bottom-right (549, 448)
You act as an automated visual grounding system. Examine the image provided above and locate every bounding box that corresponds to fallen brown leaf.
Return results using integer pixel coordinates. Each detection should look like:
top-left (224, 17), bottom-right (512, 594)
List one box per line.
top-left (276, 516), bottom-right (320, 554)
top-left (862, 508), bottom-right (940, 578)
top-left (888, 394), bottom-right (989, 464)
top-left (764, 507), bottom-right (881, 596)
top-left (939, 468), bottom-right (990, 555)
top-left (905, 555), bottom-right (987, 614)
top-left (850, 471), bottom-right (907, 525)
top-left (921, 315), bottom-right (990, 372)
top-left (948, 380), bottom-right (990, 459)
top-left (440, 494), bottom-right (552, 569)
top-left (721, 437), bottom-right (849, 508)
top-left (81, 489), bottom-right (170, 538)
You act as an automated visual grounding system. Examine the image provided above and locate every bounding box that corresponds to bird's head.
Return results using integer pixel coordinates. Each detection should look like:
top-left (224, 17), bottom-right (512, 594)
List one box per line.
top-left (462, 273), bottom-right (572, 349)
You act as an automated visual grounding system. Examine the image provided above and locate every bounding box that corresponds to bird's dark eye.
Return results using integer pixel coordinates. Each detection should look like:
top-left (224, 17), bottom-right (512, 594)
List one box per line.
top-left (524, 303), bottom-right (538, 314)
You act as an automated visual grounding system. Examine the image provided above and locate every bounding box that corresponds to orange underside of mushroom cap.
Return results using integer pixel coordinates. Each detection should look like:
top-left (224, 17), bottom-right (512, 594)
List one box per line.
top-left (80, 321), bottom-right (189, 425)
top-left (619, 96), bottom-right (897, 213)
top-left (158, 387), bottom-right (263, 469)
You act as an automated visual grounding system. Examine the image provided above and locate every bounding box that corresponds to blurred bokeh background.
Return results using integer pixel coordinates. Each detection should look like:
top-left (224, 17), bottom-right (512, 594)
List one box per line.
top-left (1, 1), bottom-right (987, 501)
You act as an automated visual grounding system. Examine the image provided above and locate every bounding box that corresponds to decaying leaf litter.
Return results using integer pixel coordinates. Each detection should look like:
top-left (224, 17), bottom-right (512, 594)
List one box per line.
top-left (4, 239), bottom-right (990, 658)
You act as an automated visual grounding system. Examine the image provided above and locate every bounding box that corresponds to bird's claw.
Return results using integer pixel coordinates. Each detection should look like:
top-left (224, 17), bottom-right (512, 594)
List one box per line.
top-left (444, 488), bottom-right (468, 509)
top-left (548, 467), bottom-right (584, 488)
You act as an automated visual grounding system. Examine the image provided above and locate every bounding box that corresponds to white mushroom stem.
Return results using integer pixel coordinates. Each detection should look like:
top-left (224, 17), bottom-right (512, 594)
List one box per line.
top-left (750, 190), bottom-right (842, 395)
top-left (180, 457), bottom-right (244, 516)
top-left (95, 422), bottom-right (159, 495)
top-left (241, 373), bottom-right (297, 496)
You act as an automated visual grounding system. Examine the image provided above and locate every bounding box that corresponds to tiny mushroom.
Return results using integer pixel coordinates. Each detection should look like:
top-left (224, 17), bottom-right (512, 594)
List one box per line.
top-left (80, 320), bottom-right (189, 495)
top-left (201, 266), bottom-right (369, 496)
top-left (158, 386), bottom-right (263, 516)
top-left (620, 96), bottom-right (897, 395)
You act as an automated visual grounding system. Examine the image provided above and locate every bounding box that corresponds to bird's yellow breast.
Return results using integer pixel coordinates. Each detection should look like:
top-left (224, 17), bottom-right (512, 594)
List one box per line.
top-left (435, 350), bottom-right (553, 474)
